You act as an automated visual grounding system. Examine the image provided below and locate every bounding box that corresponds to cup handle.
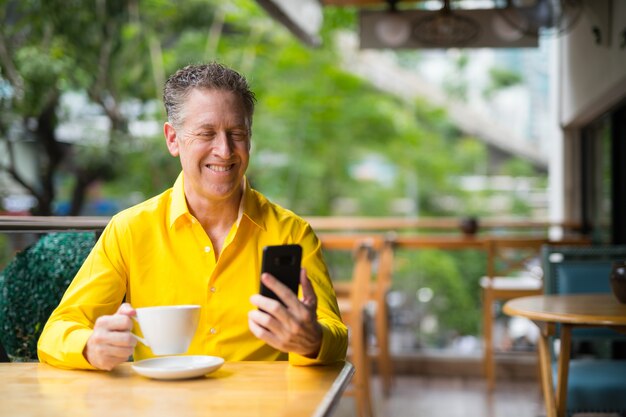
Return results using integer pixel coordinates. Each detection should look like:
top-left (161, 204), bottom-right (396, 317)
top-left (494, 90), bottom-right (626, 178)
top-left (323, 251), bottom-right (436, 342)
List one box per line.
top-left (130, 316), bottom-right (149, 347)
top-left (130, 332), bottom-right (149, 346)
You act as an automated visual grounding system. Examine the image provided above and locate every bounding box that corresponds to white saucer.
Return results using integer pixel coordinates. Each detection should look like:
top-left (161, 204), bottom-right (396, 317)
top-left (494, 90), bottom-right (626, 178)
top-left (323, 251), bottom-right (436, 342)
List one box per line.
top-left (131, 355), bottom-right (224, 380)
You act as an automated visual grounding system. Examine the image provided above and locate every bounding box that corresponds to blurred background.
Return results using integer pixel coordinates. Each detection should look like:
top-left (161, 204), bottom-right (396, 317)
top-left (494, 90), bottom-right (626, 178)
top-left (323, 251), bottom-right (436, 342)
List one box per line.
top-left (0, 0), bottom-right (619, 362)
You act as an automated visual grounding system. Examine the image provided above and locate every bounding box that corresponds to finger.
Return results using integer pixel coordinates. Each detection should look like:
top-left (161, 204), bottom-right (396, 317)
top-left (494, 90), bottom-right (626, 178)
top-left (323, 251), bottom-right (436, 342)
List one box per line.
top-left (99, 353), bottom-right (132, 370)
top-left (249, 299), bottom-right (307, 348)
top-left (117, 303), bottom-right (137, 317)
top-left (102, 344), bottom-right (135, 360)
top-left (299, 268), bottom-right (318, 307)
top-left (85, 336), bottom-right (134, 370)
top-left (95, 314), bottom-right (134, 332)
top-left (248, 314), bottom-right (283, 350)
top-left (105, 330), bottom-right (138, 348)
top-left (250, 294), bottom-right (289, 323)
top-left (261, 273), bottom-right (299, 309)
top-left (248, 308), bottom-right (284, 334)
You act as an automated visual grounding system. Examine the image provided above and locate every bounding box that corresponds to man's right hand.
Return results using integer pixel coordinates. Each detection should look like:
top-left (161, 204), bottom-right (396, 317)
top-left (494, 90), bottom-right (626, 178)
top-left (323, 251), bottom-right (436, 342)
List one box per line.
top-left (83, 303), bottom-right (137, 370)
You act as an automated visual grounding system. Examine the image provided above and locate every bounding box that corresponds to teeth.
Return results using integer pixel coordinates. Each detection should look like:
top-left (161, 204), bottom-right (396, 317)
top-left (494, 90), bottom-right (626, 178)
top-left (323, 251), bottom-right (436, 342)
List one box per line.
top-left (208, 164), bottom-right (232, 172)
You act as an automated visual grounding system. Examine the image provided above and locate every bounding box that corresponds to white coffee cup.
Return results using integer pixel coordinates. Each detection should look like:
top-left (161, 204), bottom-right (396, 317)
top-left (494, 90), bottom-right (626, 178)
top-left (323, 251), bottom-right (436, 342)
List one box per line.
top-left (132, 305), bottom-right (201, 356)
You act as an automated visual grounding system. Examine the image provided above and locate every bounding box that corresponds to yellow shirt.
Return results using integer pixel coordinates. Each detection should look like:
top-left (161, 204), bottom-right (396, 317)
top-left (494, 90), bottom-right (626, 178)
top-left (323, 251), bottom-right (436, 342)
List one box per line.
top-left (37, 174), bottom-right (347, 369)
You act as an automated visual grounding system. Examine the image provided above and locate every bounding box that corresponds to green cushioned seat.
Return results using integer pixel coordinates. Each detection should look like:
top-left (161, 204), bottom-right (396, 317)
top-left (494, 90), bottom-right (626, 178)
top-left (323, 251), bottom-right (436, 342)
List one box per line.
top-left (552, 359), bottom-right (626, 414)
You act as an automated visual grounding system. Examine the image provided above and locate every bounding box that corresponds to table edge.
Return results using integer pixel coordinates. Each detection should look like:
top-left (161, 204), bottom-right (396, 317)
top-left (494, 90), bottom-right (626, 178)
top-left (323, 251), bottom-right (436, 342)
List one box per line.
top-left (312, 361), bottom-right (355, 417)
top-left (503, 294), bottom-right (626, 325)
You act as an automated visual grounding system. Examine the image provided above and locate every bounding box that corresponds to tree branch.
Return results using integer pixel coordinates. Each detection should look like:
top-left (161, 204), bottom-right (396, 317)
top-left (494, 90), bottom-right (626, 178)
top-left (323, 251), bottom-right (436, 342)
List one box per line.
top-left (0, 138), bottom-right (40, 198)
top-left (87, 12), bottom-right (129, 135)
top-left (68, 167), bottom-right (102, 216)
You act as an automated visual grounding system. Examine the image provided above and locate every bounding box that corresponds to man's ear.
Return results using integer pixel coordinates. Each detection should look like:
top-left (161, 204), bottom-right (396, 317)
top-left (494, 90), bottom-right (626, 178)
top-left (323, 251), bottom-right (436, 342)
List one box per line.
top-left (164, 122), bottom-right (180, 157)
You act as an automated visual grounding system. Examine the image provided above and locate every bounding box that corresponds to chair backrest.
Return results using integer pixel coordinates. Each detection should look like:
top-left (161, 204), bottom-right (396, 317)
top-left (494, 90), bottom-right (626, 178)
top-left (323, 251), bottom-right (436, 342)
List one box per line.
top-left (543, 245), bottom-right (626, 295)
top-left (542, 244), bottom-right (626, 356)
top-left (318, 233), bottom-right (382, 294)
top-left (374, 235), bottom-right (395, 300)
top-left (349, 242), bottom-right (375, 324)
top-left (0, 340), bottom-right (8, 362)
top-left (0, 232), bottom-right (95, 361)
top-left (486, 238), bottom-right (547, 278)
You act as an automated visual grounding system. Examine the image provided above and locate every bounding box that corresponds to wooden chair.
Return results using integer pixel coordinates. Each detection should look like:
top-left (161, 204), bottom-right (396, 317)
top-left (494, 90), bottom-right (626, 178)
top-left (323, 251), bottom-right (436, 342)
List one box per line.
top-left (480, 237), bottom-right (546, 390)
top-left (320, 235), bottom-right (376, 417)
top-left (370, 235), bottom-right (395, 397)
top-left (322, 233), bottom-right (396, 396)
top-left (542, 245), bottom-right (626, 416)
top-left (342, 241), bottom-right (376, 417)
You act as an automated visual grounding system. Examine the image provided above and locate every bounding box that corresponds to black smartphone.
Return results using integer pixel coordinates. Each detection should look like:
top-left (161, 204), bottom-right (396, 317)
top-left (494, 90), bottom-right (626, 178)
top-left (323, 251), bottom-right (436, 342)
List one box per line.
top-left (260, 244), bottom-right (302, 305)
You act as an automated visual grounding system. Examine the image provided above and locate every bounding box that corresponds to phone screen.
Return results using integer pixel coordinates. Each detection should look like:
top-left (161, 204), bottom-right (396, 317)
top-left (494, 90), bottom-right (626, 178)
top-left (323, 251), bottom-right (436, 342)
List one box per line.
top-left (260, 244), bottom-right (302, 305)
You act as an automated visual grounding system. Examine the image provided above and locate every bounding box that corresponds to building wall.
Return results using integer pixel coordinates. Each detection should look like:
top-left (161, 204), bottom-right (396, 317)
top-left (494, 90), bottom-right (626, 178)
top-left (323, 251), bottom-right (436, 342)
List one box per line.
top-left (558, 0), bottom-right (626, 237)
top-left (560, 0), bottom-right (626, 127)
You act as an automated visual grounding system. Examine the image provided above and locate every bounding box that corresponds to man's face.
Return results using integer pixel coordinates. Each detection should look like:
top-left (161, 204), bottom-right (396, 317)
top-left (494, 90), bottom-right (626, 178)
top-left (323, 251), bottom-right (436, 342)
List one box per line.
top-left (165, 88), bottom-right (251, 205)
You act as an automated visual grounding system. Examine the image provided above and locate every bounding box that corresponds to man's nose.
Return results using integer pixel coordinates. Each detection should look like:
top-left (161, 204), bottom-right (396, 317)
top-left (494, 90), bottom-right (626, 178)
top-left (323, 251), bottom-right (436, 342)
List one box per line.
top-left (213, 132), bottom-right (233, 157)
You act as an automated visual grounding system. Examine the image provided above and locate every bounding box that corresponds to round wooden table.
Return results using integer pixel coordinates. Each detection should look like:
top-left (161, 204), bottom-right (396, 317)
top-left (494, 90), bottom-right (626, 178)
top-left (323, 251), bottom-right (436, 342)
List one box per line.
top-left (504, 293), bottom-right (626, 417)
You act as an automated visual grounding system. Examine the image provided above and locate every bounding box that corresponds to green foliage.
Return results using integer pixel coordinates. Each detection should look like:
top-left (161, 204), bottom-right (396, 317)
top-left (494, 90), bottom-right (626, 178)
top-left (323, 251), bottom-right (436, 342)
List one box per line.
top-left (454, 138), bottom-right (489, 174)
top-left (2, 0), bottom-right (499, 218)
top-left (0, 233), bottom-right (95, 361)
top-left (489, 67), bottom-right (523, 88)
top-left (500, 157), bottom-right (537, 177)
top-left (392, 249), bottom-right (485, 338)
top-left (443, 51), bottom-right (470, 101)
top-left (102, 135), bottom-right (181, 199)
top-left (14, 43), bottom-right (72, 115)
top-left (510, 196), bottom-right (533, 217)
top-left (484, 67), bottom-right (524, 98)
top-left (321, 7), bottom-right (357, 36)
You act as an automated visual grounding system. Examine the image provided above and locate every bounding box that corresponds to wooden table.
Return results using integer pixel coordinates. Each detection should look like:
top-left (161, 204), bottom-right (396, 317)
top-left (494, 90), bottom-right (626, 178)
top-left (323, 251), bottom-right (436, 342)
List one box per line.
top-left (503, 294), bottom-right (626, 417)
top-left (0, 361), bottom-right (354, 417)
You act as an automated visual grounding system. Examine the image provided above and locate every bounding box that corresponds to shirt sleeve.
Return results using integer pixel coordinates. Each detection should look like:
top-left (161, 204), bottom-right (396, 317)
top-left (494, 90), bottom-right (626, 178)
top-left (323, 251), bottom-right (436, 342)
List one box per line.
top-left (37, 219), bottom-right (128, 369)
top-left (288, 225), bottom-right (348, 366)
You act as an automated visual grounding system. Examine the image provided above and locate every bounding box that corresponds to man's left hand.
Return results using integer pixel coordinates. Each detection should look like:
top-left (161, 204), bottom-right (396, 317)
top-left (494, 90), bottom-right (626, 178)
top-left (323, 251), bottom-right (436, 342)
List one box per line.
top-left (248, 268), bottom-right (322, 358)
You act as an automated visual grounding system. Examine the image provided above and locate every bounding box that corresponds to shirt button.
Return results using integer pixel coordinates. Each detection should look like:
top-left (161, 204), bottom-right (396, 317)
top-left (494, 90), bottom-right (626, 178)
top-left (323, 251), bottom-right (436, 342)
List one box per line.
top-left (210, 287), bottom-right (216, 293)
top-left (210, 328), bottom-right (217, 335)
top-left (204, 246), bottom-right (211, 253)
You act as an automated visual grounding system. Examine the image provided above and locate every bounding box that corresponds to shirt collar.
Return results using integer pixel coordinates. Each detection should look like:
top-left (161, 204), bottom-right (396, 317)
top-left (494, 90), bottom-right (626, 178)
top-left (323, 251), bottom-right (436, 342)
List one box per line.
top-left (169, 172), bottom-right (265, 231)
top-left (241, 177), bottom-right (266, 231)
top-left (169, 172), bottom-right (189, 228)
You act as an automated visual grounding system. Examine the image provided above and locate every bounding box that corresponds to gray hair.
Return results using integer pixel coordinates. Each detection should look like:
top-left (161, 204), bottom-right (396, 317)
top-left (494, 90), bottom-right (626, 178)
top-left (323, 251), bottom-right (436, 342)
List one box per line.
top-left (163, 62), bottom-right (256, 128)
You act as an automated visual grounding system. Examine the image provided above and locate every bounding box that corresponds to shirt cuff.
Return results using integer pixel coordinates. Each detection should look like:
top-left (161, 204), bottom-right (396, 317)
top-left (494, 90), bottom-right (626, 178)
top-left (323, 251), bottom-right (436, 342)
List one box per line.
top-left (70, 328), bottom-right (99, 370)
top-left (39, 328), bottom-right (98, 370)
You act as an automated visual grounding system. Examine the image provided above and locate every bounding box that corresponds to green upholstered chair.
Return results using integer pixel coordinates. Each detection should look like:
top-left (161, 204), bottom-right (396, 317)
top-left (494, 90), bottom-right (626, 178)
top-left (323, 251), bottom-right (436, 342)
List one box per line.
top-left (542, 245), bottom-right (626, 416)
top-left (0, 339), bottom-right (8, 362)
top-left (0, 232), bottom-right (95, 362)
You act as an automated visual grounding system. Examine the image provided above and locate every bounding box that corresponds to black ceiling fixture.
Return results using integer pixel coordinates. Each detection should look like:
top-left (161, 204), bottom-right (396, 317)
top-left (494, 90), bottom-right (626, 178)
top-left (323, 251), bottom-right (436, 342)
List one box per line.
top-left (497, 0), bottom-right (583, 37)
top-left (412, 0), bottom-right (481, 46)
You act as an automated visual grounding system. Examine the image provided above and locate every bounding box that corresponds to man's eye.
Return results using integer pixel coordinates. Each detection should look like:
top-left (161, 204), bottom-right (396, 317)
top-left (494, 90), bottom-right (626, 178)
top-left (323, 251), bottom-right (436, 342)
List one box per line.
top-left (230, 132), bottom-right (248, 141)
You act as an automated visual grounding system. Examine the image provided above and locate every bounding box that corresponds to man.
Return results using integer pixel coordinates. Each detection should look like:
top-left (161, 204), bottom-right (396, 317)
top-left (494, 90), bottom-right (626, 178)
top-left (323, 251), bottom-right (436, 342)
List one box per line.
top-left (38, 62), bottom-right (348, 370)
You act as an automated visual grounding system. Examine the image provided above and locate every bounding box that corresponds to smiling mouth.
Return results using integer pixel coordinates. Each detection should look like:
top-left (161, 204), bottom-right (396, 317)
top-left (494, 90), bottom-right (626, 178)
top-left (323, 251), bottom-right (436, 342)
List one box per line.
top-left (207, 164), bottom-right (235, 172)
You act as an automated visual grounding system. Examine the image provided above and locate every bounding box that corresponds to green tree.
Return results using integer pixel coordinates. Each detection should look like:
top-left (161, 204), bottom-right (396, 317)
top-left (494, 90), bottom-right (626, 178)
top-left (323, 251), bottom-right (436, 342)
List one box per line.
top-left (483, 66), bottom-right (524, 99)
top-left (0, 0), bottom-right (221, 214)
